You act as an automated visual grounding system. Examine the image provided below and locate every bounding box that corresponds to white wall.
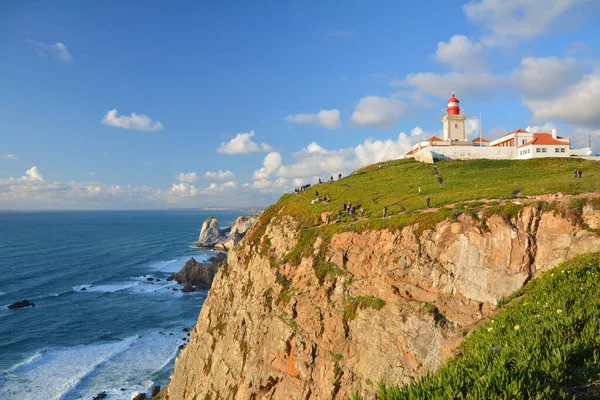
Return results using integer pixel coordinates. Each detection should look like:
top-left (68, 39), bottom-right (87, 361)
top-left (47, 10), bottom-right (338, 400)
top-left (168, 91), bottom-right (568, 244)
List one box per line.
top-left (529, 145), bottom-right (570, 158)
top-left (428, 146), bottom-right (515, 161)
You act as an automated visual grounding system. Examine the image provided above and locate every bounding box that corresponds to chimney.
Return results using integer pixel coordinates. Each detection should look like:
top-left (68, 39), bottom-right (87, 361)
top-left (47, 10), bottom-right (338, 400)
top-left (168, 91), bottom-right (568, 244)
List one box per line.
top-left (552, 128), bottom-right (558, 139)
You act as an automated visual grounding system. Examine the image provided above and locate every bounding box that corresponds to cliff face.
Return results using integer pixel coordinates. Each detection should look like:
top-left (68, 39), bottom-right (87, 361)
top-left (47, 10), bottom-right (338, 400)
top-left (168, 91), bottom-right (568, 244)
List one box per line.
top-left (164, 201), bottom-right (600, 399)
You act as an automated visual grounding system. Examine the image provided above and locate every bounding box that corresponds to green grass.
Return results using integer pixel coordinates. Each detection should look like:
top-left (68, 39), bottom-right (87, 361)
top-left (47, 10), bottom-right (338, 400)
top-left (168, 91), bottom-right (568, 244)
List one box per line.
top-left (371, 253), bottom-right (600, 400)
top-left (276, 158), bottom-right (600, 228)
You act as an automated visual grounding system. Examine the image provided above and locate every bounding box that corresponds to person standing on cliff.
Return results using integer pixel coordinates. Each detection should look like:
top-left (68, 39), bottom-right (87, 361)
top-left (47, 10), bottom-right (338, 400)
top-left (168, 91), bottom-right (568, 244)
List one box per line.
top-left (578, 170), bottom-right (583, 178)
top-left (574, 169), bottom-right (578, 179)
top-left (360, 207), bottom-right (364, 217)
top-left (426, 196), bottom-right (431, 208)
top-left (330, 175), bottom-right (334, 183)
top-left (338, 173), bottom-right (342, 180)
top-left (318, 177), bottom-right (322, 184)
top-left (383, 206), bottom-right (387, 219)
top-left (418, 186), bottom-right (423, 195)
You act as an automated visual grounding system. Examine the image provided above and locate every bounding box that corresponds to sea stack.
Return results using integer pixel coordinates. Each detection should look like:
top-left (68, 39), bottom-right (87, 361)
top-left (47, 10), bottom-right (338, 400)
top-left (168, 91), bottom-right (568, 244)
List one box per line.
top-left (195, 217), bottom-right (226, 247)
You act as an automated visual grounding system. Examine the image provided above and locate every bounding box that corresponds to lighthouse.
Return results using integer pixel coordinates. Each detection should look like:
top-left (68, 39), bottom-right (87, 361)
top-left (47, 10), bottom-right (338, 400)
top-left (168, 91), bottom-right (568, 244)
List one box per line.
top-left (442, 92), bottom-right (467, 142)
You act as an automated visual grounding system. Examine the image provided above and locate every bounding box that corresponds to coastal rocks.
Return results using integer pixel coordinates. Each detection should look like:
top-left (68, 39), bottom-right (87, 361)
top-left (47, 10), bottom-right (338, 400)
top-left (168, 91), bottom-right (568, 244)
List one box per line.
top-left (196, 215), bottom-right (259, 250)
top-left (92, 392), bottom-right (107, 400)
top-left (195, 217), bottom-right (226, 247)
top-left (167, 254), bottom-right (227, 290)
top-left (165, 200), bottom-right (600, 399)
top-left (151, 385), bottom-right (161, 397)
top-left (132, 394), bottom-right (147, 400)
top-left (8, 300), bottom-right (35, 309)
top-left (216, 215), bottom-right (259, 251)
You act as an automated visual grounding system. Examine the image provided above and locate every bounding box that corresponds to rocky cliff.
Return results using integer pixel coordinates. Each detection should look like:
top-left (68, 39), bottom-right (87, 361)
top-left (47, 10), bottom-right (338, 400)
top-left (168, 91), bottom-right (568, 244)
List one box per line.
top-left (162, 198), bottom-right (600, 399)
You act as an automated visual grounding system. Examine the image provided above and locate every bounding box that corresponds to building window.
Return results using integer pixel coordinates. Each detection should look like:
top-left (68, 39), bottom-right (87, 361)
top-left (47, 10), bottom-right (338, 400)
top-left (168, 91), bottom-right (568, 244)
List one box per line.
top-left (542, 148), bottom-right (547, 153)
top-left (555, 148), bottom-right (560, 153)
top-left (522, 140), bottom-right (526, 145)
top-left (561, 148), bottom-right (565, 153)
top-left (536, 148), bottom-right (541, 153)
top-left (455, 124), bottom-right (458, 128)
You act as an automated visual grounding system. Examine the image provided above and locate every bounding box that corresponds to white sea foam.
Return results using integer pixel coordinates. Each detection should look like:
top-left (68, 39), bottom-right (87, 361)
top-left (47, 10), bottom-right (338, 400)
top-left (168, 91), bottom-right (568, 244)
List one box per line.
top-left (72, 282), bottom-right (140, 293)
top-left (0, 330), bottom-right (186, 400)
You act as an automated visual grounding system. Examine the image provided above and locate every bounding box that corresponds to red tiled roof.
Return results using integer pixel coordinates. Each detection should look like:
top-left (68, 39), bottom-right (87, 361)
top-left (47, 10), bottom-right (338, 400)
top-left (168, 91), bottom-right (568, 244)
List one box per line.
top-left (518, 133), bottom-right (569, 148)
top-left (472, 137), bottom-right (490, 142)
top-left (425, 136), bottom-right (444, 142)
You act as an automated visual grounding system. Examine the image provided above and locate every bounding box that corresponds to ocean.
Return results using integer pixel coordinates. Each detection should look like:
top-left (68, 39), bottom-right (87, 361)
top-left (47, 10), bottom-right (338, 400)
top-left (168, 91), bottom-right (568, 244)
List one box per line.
top-left (0, 210), bottom-right (243, 400)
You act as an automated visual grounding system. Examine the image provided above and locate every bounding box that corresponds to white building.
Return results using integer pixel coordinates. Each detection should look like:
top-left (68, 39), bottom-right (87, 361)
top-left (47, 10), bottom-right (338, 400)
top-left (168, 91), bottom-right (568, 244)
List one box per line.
top-left (406, 94), bottom-right (592, 162)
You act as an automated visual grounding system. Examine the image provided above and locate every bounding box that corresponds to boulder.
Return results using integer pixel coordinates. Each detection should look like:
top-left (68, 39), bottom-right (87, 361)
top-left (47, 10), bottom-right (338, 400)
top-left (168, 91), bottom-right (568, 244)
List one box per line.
top-left (181, 282), bottom-right (195, 292)
top-left (195, 217), bottom-right (226, 247)
top-left (167, 255), bottom-right (227, 290)
top-left (151, 385), bottom-right (161, 397)
top-left (8, 300), bottom-right (35, 310)
top-left (132, 394), bottom-right (147, 400)
top-left (92, 392), bottom-right (107, 400)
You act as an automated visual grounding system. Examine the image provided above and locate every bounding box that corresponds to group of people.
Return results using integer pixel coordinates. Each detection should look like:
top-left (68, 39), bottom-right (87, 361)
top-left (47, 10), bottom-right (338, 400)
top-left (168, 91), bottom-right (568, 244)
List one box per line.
top-left (573, 169), bottom-right (583, 179)
top-left (311, 191), bottom-right (331, 204)
top-left (343, 201), bottom-right (364, 217)
top-left (294, 183), bottom-right (312, 193)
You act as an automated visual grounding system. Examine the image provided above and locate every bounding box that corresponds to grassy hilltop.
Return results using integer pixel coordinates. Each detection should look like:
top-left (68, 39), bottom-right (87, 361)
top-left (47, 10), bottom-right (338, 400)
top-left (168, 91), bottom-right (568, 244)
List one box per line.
top-left (279, 157), bottom-right (599, 224)
top-left (251, 158), bottom-right (600, 245)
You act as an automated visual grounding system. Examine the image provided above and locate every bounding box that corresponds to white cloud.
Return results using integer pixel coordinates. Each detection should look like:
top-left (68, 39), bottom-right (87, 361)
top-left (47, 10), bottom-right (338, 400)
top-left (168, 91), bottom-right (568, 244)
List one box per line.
top-left (395, 71), bottom-right (503, 99)
top-left (251, 178), bottom-right (289, 193)
top-left (27, 40), bottom-right (73, 62)
top-left (276, 133), bottom-right (414, 179)
top-left (25, 166), bottom-right (44, 181)
top-left (175, 172), bottom-right (199, 182)
top-left (463, 0), bottom-right (586, 44)
top-left (434, 35), bottom-right (486, 71)
top-left (285, 109), bottom-right (342, 130)
top-left (253, 152), bottom-right (283, 180)
top-left (511, 56), bottom-right (584, 99)
top-left (1, 154), bottom-right (18, 160)
top-left (410, 127), bottom-right (424, 137)
top-left (217, 130), bottom-right (273, 155)
top-left (202, 170), bottom-right (236, 180)
top-left (466, 117), bottom-right (481, 139)
top-left (526, 122), bottom-right (558, 133)
top-left (101, 109), bottom-right (164, 131)
top-left (525, 69), bottom-right (600, 127)
top-left (169, 183), bottom-right (199, 198)
top-left (350, 96), bottom-right (409, 128)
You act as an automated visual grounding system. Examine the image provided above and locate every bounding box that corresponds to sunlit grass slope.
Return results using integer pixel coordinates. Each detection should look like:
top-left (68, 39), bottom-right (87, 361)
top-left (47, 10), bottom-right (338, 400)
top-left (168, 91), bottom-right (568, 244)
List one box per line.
top-left (274, 158), bottom-right (600, 229)
top-left (369, 253), bottom-right (600, 400)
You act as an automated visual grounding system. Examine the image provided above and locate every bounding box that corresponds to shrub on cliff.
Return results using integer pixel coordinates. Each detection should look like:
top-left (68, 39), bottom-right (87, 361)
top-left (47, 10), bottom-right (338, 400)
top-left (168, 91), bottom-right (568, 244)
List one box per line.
top-left (372, 253), bottom-right (600, 399)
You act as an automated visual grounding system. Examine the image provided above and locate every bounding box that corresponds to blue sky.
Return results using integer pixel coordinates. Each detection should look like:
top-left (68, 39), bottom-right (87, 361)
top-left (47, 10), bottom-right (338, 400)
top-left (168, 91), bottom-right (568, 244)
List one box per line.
top-left (1, 0), bottom-right (599, 209)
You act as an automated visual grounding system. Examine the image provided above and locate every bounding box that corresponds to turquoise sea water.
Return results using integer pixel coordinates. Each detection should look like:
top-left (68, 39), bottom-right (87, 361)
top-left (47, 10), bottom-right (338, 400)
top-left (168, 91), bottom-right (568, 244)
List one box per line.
top-left (0, 210), bottom-right (241, 399)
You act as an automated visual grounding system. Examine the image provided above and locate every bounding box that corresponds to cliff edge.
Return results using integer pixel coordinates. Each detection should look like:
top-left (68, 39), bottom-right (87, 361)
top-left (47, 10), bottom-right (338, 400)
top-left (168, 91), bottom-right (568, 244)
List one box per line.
top-left (160, 158), bottom-right (600, 399)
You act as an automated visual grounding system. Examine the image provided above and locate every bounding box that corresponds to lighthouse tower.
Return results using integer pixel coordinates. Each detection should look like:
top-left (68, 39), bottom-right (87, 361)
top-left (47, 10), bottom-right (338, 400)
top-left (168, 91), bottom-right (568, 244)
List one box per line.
top-left (442, 92), bottom-right (467, 141)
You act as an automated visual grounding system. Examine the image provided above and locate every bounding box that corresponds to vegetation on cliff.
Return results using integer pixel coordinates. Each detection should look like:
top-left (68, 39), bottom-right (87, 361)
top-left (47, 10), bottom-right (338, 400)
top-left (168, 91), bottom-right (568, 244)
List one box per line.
top-left (370, 253), bottom-right (600, 399)
top-left (279, 158), bottom-right (598, 225)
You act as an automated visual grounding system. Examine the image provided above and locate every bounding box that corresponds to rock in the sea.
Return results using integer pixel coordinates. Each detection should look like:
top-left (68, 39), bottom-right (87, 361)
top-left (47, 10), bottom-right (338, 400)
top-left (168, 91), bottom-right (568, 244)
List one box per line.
top-left (80, 287), bottom-right (87, 291)
top-left (167, 255), bottom-right (227, 290)
top-left (215, 214), bottom-right (258, 251)
top-left (132, 394), bottom-right (147, 400)
top-left (92, 391), bottom-right (107, 400)
top-left (8, 300), bottom-right (35, 310)
top-left (151, 385), bottom-right (161, 397)
top-left (146, 277), bottom-right (154, 281)
top-left (196, 217), bottom-right (226, 247)
top-left (183, 327), bottom-right (190, 332)
top-left (181, 282), bottom-right (195, 292)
